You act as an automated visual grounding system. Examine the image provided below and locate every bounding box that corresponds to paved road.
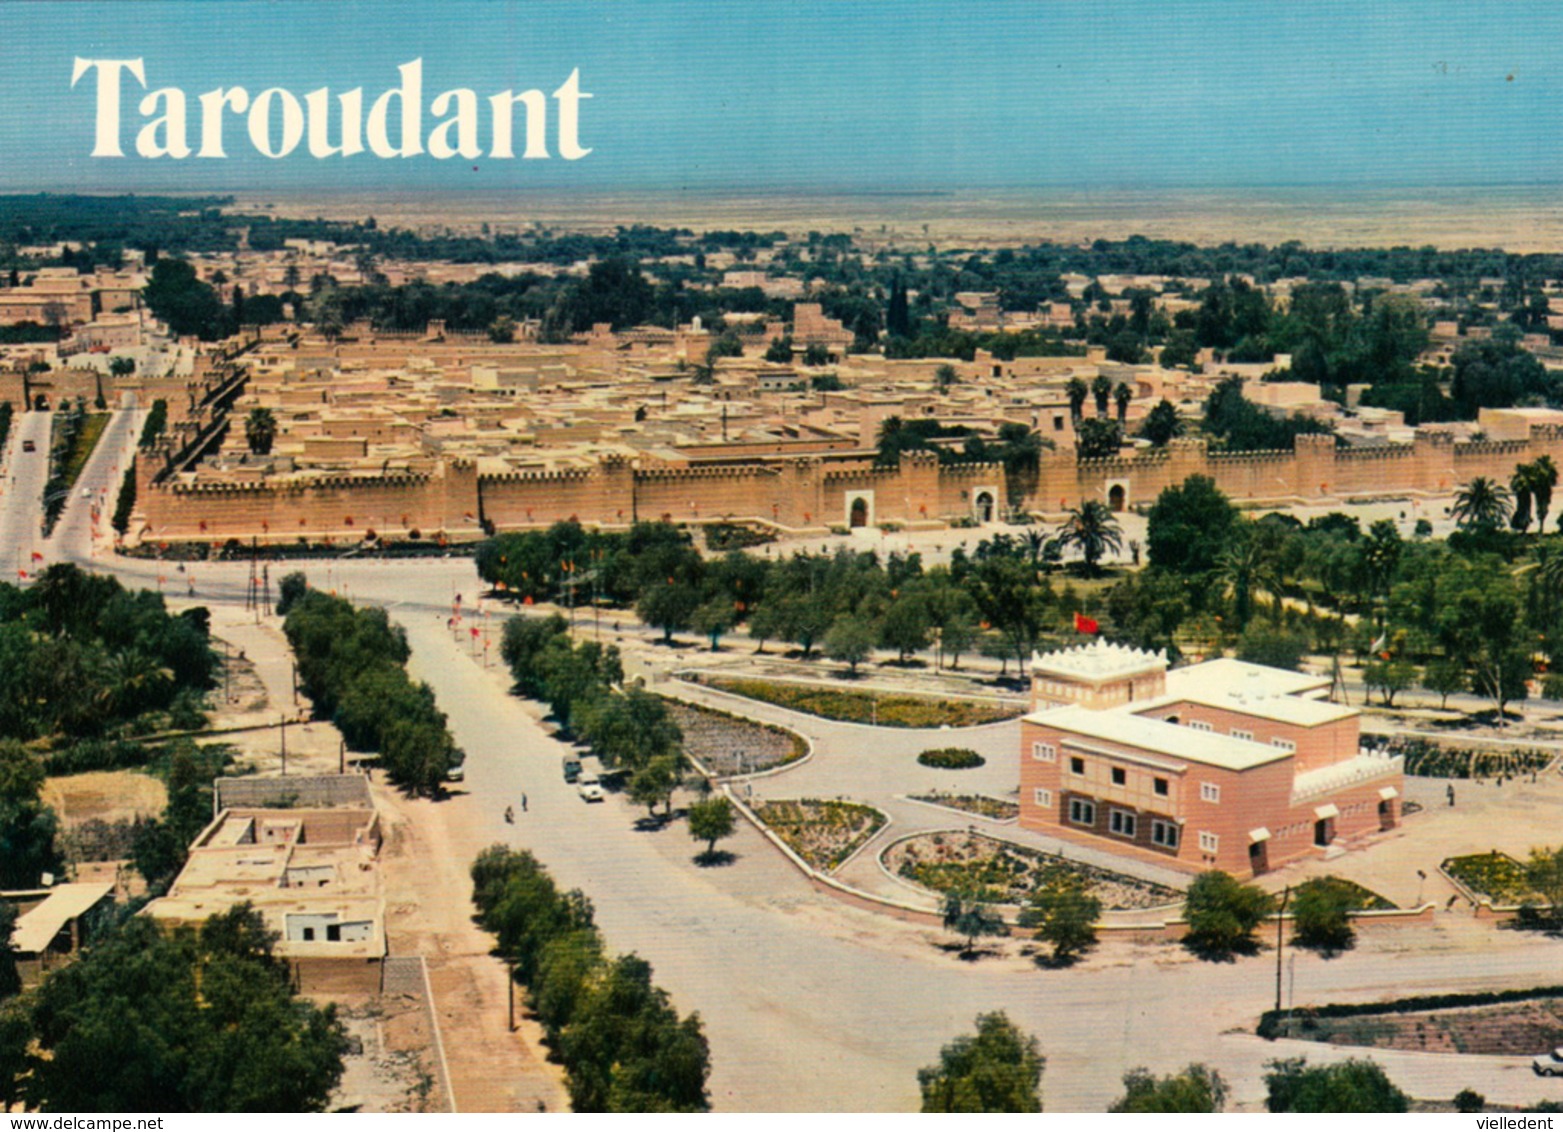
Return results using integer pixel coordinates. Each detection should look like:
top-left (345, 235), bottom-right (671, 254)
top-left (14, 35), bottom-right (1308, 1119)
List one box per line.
top-left (20, 452), bottom-right (1563, 1111)
top-left (0, 410), bottom-right (54, 573)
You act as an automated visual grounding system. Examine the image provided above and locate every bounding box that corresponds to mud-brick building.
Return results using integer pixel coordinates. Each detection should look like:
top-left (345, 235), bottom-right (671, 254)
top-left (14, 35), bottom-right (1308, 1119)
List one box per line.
top-left (1019, 642), bottom-right (1403, 877)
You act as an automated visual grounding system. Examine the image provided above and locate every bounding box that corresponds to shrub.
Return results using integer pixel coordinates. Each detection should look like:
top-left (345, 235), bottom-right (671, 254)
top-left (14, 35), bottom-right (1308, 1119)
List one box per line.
top-left (701, 677), bottom-right (1021, 728)
top-left (917, 747), bottom-right (985, 769)
top-left (1183, 870), bottom-right (1273, 957)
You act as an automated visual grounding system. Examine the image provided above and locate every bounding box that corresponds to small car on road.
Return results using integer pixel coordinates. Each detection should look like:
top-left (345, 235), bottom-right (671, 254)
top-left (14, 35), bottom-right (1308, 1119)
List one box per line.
top-left (577, 782), bottom-right (604, 802)
top-left (20, 440), bottom-right (34, 453)
top-left (1534, 1048), bottom-right (1563, 1076)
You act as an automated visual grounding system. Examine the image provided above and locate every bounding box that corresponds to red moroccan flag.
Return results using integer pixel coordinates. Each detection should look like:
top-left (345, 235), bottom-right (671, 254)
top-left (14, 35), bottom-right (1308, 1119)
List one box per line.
top-left (1074, 612), bottom-right (1099, 635)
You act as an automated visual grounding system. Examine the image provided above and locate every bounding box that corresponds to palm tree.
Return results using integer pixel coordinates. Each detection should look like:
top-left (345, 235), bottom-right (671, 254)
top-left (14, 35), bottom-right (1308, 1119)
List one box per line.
top-left (1511, 466), bottom-right (1537, 532)
top-left (1114, 382), bottom-right (1132, 424)
top-left (1533, 457), bottom-right (1559, 530)
top-left (1055, 500), bottom-right (1123, 575)
top-left (1065, 377), bottom-right (1088, 422)
top-left (244, 407), bottom-right (278, 456)
top-left (1451, 476), bottom-right (1512, 531)
top-left (1217, 539), bottom-right (1263, 630)
top-left (1091, 374), bottom-right (1113, 417)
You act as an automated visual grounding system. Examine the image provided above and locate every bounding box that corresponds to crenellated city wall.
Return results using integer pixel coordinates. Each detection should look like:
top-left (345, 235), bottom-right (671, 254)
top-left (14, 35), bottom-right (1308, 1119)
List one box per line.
top-left (132, 421), bottom-right (1563, 546)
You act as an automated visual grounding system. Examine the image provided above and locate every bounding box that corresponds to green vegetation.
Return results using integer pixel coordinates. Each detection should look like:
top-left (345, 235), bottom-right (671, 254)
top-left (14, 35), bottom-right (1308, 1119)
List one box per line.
top-left (916, 747), bottom-right (985, 769)
top-left (753, 799), bottom-right (885, 871)
top-left (1395, 739), bottom-right (1551, 779)
top-left (685, 796), bottom-right (736, 861)
top-left (917, 1012), bottom-right (1043, 1113)
top-left (940, 890), bottom-right (1008, 956)
top-left (17, 905), bottom-right (349, 1111)
top-left (471, 846), bottom-right (709, 1111)
top-left (1111, 1064), bottom-right (1228, 1113)
top-left (138, 399), bottom-right (168, 448)
top-left (0, 402), bottom-right (11, 454)
top-left (283, 585), bottom-right (460, 796)
top-left (1018, 874), bottom-right (1101, 965)
top-left (1263, 1057), bottom-right (1408, 1113)
top-left (41, 401), bottom-right (107, 535)
top-left (702, 678), bottom-right (1018, 728)
top-left (1182, 870), bottom-right (1274, 958)
top-left (130, 741), bottom-right (233, 892)
top-left (890, 831), bottom-right (1178, 909)
top-left (501, 614), bottom-right (689, 814)
top-left (1290, 876), bottom-right (1374, 953)
top-left (1258, 984), bottom-right (1563, 1042)
top-left (0, 564), bottom-right (215, 743)
top-left (906, 792), bottom-right (1018, 821)
top-left (111, 459), bottom-right (137, 535)
top-left (1443, 851), bottom-right (1534, 904)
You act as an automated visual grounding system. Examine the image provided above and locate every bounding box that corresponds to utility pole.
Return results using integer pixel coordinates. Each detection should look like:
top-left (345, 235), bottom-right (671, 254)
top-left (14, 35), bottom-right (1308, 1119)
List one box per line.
top-left (280, 716), bottom-right (287, 776)
top-left (1275, 884), bottom-right (1291, 1014)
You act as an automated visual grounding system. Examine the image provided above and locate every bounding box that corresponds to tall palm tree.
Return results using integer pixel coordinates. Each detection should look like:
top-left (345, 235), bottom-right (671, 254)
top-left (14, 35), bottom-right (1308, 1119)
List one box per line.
top-left (1065, 377), bottom-right (1088, 422)
top-left (1091, 374), bottom-right (1113, 417)
top-left (1451, 476), bottom-right (1511, 531)
top-left (1217, 539), bottom-right (1263, 630)
top-left (1055, 500), bottom-right (1123, 576)
top-left (1114, 382), bottom-right (1132, 424)
top-left (1533, 456), bottom-right (1559, 530)
top-left (1511, 465), bottom-right (1537, 532)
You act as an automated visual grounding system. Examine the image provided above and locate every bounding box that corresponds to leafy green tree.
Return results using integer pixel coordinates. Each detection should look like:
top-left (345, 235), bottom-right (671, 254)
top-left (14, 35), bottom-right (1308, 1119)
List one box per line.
top-left (1291, 877), bottom-right (1357, 952)
top-left (690, 598), bottom-right (733, 651)
top-left (0, 904), bottom-right (19, 1000)
top-left (636, 581), bottom-right (700, 645)
top-left (1018, 876), bottom-right (1100, 964)
top-left (935, 363), bottom-right (959, 390)
top-left (0, 999), bottom-right (28, 1112)
top-left (1074, 417), bottom-right (1122, 460)
top-left (686, 796), bottom-right (735, 860)
top-left (1454, 1088), bottom-right (1486, 1113)
top-left (1183, 870), bottom-right (1273, 958)
top-left (244, 407), bottom-right (278, 456)
top-left (1263, 1057), bottom-right (1408, 1112)
top-left (1055, 500), bottom-right (1123, 575)
top-left (1139, 398), bottom-right (1183, 446)
top-left (1158, 329), bottom-right (1200, 370)
top-left (1523, 845), bottom-right (1563, 924)
top-left (487, 315), bottom-right (516, 343)
top-left (1235, 623), bottom-right (1309, 672)
top-left (1110, 1064), bottom-right (1228, 1112)
top-left (764, 335), bottom-right (793, 363)
top-left (1146, 476), bottom-right (1239, 576)
top-left (627, 754), bottom-right (681, 819)
top-left (940, 890), bottom-right (1008, 957)
top-left (0, 740), bottom-right (60, 890)
top-left (1362, 658), bottom-right (1416, 707)
top-left (25, 906), bottom-right (349, 1112)
top-left (824, 615), bottom-right (876, 675)
top-left (803, 342), bottom-right (830, 367)
top-left (917, 1012), bottom-right (1043, 1113)
top-left (1422, 657), bottom-right (1467, 710)
top-left (879, 594), bottom-right (931, 662)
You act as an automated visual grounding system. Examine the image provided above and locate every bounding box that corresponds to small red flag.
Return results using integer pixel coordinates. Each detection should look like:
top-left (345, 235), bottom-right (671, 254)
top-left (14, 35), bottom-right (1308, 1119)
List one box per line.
top-left (523, 595), bottom-right (534, 606)
top-left (471, 626), bottom-right (480, 639)
top-left (1074, 612), bottom-right (1099, 635)
top-left (30, 551), bottom-right (42, 562)
top-left (16, 570), bottom-right (26, 580)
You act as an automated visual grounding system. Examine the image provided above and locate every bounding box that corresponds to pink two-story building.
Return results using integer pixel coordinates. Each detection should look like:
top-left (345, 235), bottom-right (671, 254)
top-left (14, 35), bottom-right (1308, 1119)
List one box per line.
top-left (1019, 642), bottom-right (1403, 877)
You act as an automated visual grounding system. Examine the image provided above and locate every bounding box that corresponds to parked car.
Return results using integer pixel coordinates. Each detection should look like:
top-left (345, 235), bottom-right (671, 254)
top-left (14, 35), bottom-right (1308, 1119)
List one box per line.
top-left (20, 440), bottom-right (34, 452)
top-left (446, 762), bottom-right (465, 784)
top-left (577, 782), bottom-right (604, 803)
top-left (1534, 1048), bottom-right (1563, 1076)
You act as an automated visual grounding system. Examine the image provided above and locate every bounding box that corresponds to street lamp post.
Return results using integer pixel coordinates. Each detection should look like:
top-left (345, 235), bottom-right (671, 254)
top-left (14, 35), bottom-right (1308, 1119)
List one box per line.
top-left (1275, 884), bottom-right (1291, 1014)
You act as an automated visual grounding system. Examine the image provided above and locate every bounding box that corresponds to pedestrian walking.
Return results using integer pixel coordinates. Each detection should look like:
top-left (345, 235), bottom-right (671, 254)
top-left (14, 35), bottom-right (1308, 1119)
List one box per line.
top-left (521, 793), bottom-right (528, 812)
top-left (1447, 783), bottom-right (1456, 807)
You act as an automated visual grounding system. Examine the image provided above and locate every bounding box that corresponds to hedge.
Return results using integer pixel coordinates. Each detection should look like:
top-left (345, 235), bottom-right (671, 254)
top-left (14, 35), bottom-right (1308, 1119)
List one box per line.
top-left (1258, 985), bottom-right (1563, 1040)
top-left (917, 747), bottom-right (985, 769)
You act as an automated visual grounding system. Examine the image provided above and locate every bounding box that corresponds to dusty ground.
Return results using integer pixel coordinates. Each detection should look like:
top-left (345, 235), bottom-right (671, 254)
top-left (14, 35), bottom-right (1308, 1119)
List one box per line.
top-left (41, 770), bottom-right (165, 825)
top-left (332, 995), bottom-right (443, 1113)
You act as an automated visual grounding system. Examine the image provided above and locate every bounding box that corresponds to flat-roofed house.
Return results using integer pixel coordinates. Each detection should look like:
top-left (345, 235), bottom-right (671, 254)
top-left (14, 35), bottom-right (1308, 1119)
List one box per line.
top-left (1020, 641), bottom-right (1402, 877)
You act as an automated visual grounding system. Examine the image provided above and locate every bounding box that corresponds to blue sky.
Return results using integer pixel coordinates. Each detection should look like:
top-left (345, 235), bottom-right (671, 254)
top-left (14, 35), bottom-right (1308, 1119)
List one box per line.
top-left (1, 0), bottom-right (1561, 193)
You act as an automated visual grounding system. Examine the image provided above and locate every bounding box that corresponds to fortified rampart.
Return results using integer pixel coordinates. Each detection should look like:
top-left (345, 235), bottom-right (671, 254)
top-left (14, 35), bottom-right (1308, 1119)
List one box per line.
top-left (132, 416), bottom-right (1563, 546)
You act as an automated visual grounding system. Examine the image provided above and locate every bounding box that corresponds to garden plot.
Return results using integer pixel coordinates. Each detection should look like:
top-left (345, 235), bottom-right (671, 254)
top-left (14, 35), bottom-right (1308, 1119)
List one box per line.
top-left (885, 830), bottom-right (1180, 909)
top-left (907, 792), bottom-right (1018, 821)
top-left (753, 799), bottom-right (887, 872)
top-left (662, 699), bottom-right (805, 777)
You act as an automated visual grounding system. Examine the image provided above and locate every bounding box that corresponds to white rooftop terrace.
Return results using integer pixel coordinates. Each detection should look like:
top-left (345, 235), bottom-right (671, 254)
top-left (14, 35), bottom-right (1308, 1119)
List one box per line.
top-left (1031, 640), bottom-right (1168, 685)
top-left (1025, 703), bottom-right (1292, 772)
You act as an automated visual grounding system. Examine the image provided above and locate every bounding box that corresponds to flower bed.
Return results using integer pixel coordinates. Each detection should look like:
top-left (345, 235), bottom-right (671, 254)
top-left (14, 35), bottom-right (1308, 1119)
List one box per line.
top-left (1443, 851), bottom-right (1537, 904)
top-left (662, 699), bottom-right (805, 777)
top-left (916, 747), bottom-right (985, 770)
top-left (885, 831), bottom-right (1180, 910)
top-left (907, 792), bottom-right (1018, 821)
top-left (700, 677), bottom-right (1022, 728)
top-left (1392, 738), bottom-right (1552, 779)
top-left (754, 799), bottom-right (887, 872)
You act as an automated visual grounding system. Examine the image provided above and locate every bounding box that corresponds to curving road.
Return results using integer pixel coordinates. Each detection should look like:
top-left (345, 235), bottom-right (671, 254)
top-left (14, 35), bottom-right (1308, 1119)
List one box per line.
top-left (17, 414), bottom-right (1563, 1110)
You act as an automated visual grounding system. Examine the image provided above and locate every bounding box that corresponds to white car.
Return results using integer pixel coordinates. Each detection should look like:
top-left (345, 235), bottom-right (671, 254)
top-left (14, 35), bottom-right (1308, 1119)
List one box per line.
top-left (1534, 1048), bottom-right (1563, 1076)
top-left (80, 487), bottom-right (92, 498)
top-left (445, 763), bottom-right (465, 784)
top-left (577, 782), bottom-right (604, 802)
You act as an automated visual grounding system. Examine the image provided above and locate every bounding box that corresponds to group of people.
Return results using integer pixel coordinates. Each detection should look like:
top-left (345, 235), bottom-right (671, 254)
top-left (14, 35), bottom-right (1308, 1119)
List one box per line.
top-left (504, 793), bottom-right (529, 823)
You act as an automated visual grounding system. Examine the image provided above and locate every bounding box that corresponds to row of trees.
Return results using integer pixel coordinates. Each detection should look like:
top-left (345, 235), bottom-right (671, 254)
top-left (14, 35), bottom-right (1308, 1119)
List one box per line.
top-left (0, 905), bottom-right (348, 1111)
top-left (499, 614), bottom-right (687, 816)
top-left (470, 846), bottom-right (709, 1111)
top-left (281, 582), bottom-right (460, 795)
top-left (918, 1012), bottom-right (1407, 1112)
